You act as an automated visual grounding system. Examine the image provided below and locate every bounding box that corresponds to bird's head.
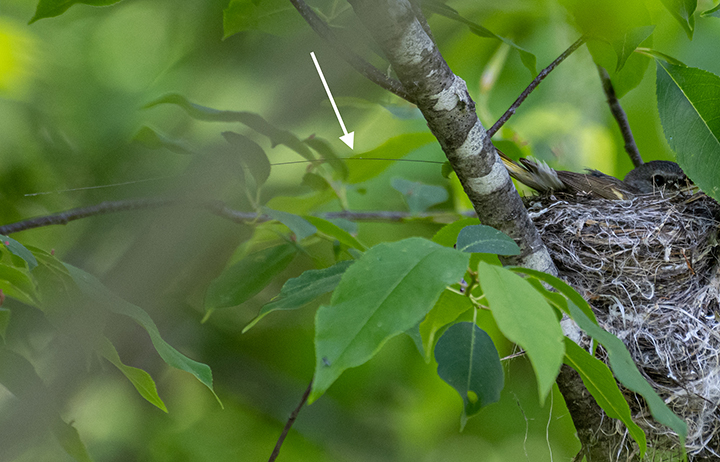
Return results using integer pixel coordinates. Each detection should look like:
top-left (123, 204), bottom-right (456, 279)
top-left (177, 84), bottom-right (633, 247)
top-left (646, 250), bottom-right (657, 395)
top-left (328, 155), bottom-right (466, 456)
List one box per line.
top-left (623, 161), bottom-right (689, 194)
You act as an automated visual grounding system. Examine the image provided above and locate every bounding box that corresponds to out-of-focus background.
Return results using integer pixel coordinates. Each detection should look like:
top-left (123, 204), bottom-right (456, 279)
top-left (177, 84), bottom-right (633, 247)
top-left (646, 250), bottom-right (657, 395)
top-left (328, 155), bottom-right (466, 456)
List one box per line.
top-left (0, 0), bottom-right (718, 460)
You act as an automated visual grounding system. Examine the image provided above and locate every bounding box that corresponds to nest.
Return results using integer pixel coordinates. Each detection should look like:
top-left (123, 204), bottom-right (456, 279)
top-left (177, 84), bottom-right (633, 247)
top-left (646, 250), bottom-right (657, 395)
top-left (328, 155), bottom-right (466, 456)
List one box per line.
top-left (526, 190), bottom-right (720, 460)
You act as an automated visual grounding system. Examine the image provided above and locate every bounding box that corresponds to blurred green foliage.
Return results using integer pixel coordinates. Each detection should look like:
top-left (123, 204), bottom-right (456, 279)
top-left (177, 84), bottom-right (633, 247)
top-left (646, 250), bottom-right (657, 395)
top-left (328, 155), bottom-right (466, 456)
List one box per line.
top-left (0, 0), bottom-right (718, 460)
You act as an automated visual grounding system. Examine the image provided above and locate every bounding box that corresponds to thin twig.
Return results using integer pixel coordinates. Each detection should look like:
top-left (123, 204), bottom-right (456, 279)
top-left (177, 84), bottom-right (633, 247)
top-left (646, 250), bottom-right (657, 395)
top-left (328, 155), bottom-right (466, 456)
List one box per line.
top-left (288, 0), bottom-right (413, 102)
top-left (488, 37), bottom-right (586, 138)
top-left (268, 379), bottom-right (313, 462)
top-left (0, 198), bottom-right (477, 235)
top-left (597, 66), bottom-right (643, 168)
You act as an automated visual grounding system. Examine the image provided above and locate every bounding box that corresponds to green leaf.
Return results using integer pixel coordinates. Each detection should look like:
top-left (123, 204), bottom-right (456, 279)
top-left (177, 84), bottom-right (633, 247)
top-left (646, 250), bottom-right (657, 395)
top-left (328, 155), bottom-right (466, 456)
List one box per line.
top-left (456, 225), bottom-right (520, 256)
top-left (656, 61), bottom-right (720, 201)
top-left (0, 307), bottom-right (10, 341)
top-left (636, 48), bottom-right (686, 66)
top-left (477, 262), bottom-right (564, 404)
top-left (304, 137), bottom-right (349, 180)
top-left (243, 260), bottom-right (354, 332)
top-left (301, 172), bottom-right (331, 191)
top-left (132, 126), bottom-right (192, 154)
top-left (223, 0), bottom-right (305, 38)
top-left (611, 25), bottom-right (655, 72)
top-left (222, 131), bottom-right (271, 187)
top-left (99, 337), bottom-right (168, 412)
top-left (346, 132), bottom-right (436, 183)
top-left (611, 51), bottom-right (651, 98)
top-left (441, 161), bottom-right (454, 179)
top-left (563, 339), bottom-right (647, 456)
top-left (261, 208), bottom-right (317, 241)
top-left (205, 243), bottom-right (297, 310)
top-left (509, 267), bottom-right (599, 325)
top-left (30, 0), bottom-right (124, 23)
top-left (422, 0), bottom-right (536, 76)
top-left (419, 290), bottom-right (473, 362)
top-left (660, 0), bottom-right (697, 39)
top-left (64, 264), bottom-right (220, 406)
top-left (435, 322), bottom-right (504, 429)
top-left (0, 348), bottom-right (92, 462)
top-left (0, 263), bottom-right (37, 305)
top-left (144, 94), bottom-right (315, 160)
top-left (391, 177), bottom-right (449, 213)
top-left (564, 300), bottom-right (687, 442)
top-left (700, 3), bottom-right (720, 17)
top-left (432, 218), bottom-right (481, 247)
top-left (559, 0), bottom-right (652, 42)
top-left (1, 235), bottom-right (38, 271)
top-left (311, 238), bottom-right (469, 402)
top-left (303, 216), bottom-right (367, 251)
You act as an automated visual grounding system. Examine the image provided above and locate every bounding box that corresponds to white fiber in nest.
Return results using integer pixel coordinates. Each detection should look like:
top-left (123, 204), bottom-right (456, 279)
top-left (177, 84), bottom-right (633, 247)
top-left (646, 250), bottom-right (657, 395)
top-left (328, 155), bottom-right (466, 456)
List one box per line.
top-left (527, 191), bottom-right (720, 460)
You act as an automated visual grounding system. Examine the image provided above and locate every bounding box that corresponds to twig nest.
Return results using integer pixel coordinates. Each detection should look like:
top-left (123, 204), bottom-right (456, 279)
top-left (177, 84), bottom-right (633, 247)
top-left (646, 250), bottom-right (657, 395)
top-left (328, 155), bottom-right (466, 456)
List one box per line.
top-left (527, 190), bottom-right (720, 460)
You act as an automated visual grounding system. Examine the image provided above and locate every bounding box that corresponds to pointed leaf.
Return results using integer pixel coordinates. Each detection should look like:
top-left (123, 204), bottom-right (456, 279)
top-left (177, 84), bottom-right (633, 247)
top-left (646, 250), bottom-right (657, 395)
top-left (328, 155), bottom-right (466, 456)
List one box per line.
top-left (261, 208), bottom-right (316, 241)
top-left (64, 264), bottom-right (220, 405)
top-left (477, 262), bottom-right (564, 404)
top-left (311, 238), bottom-right (469, 402)
top-left (30, 0), bottom-right (124, 23)
top-left (346, 132), bottom-right (435, 183)
top-left (303, 216), bottom-right (367, 251)
top-left (391, 178), bottom-right (449, 213)
top-left (223, 0), bottom-right (304, 38)
top-left (701, 3), bottom-right (720, 17)
top-left (611, 25), bottom-right (655, 72)
top-left (456, 225), bottom-right (520, 255)
top-left (432, 218), bottom-right (481, 247)
top-left (304, 137), bottom-right (349, 179)
top-left (656, 61), bottom-right (720, 200)
top-left (53, 419), bottom-right (93, 462)
top-left (564, 300), bottom-right (687, 442)
top-left (132, 126), bottom-right (192, 154)
top-left (420, 290), bottom-right (473, 362)
top-left (99, 337), bottom-right (167, 412)
top-left (564, 339), bottom-right (647, 456)
top-left (243, 260), bottom-right (354, 332)
top-left (144, 94), bottom-right (315, 160)
top-left (0, 263), bottom-right (37, 305)
top-left (222, 131), bottom-right (271, 187)
top-left (436, 322), bottom-right (504, 428)
top-left (660, 0), bottom-right (697, 39)
top-left (205, 243), bottom-right (297, 310)
top-left (1, 235), bottom-right (38, 270)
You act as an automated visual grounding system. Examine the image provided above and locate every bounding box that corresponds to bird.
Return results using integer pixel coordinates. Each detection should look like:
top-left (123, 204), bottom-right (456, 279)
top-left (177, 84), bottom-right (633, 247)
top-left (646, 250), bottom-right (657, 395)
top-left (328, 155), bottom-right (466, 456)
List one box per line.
top-left (497, 150), bottom-right (688, 200)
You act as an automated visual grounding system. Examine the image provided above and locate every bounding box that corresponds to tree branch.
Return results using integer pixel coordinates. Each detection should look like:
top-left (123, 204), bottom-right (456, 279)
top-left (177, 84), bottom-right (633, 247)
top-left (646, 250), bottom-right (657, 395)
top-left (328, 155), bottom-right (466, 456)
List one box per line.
top-left (488, 37), bottom-right (585, 138)
top-left (268, 379), bottom-right (313, 462)
top-left (289, 0), bottom-right (414, 102)
top-left (597, 66), bottom-right (643, 168)
top-left (0, 198), bottom-right (478, 235)
top-left (346, 0), bottom-right (555, 274)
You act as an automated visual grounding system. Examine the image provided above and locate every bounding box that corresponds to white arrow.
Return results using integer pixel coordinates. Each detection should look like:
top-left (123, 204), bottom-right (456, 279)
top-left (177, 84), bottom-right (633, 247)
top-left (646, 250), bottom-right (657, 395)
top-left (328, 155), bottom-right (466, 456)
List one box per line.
top-left (310, 51), bottom-right (355, 150)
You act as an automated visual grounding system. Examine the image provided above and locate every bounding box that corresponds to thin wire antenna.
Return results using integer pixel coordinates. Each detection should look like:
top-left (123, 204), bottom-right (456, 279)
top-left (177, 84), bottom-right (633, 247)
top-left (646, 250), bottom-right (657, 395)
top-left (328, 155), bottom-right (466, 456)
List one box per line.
top-left (23, 175), bottom-right (182, 197)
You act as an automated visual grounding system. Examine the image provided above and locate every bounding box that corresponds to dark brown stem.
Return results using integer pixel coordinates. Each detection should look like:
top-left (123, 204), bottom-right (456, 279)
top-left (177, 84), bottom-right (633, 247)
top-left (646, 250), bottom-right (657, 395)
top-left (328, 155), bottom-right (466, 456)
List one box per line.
top-left (0, 198), bottom-right (478, 235)
top-left (288, 0), bottom-right (413, 102)
top-left (268, 379), bottom-right (313, 462)
top-left (597, 66), bottom-right (643, 168)
top-left (488, 37), bottom-right (586, 138)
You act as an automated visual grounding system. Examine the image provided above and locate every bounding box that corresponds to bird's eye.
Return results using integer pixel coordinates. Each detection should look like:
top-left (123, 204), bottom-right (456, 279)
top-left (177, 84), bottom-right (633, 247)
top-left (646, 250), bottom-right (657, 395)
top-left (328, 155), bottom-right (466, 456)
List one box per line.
top-left (652, 175), bottom-right (666, 187)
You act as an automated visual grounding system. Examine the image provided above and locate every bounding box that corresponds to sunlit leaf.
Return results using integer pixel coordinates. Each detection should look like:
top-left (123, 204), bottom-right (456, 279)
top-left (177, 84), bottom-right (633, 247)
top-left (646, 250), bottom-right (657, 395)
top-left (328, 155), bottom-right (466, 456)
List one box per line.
top-left (303, 216), bottom-right (367, 251)
top-left (99, 337), bottom-right (167, 412)
top-left (205, 243), bottom-right (297, 310)
top-left (243, 260), bottom-right (354, 332)
top-left (223, 0), bottom-right (304, 38)
top-left (261, 207), bottom-right (316, 241)
top-left (419, 290), bottom-right (473, 362)
top-left (391, 177), bottom-right (448, 213)
top-left (701, 3), bottom-right (720, 17)
top-left (456, 225), bottom-right (520, 255)
top-left (559, 0), bottom-right (652, 42)
top-left (311, 238), bottom-right (469, 402)
top-left (611, 25), bottom-right (655, 72)
top-left (346, 133), bottom-right (436, 183)
top-left (30, 0), bottom-right (124, 23)
top-left (144, 94), bottom-right (315, 160)
top-left (564, 339), bottom-right (647, 456)
top-left (422, 0), bottom-right (536, 76)
top-left (435, 322), bottom-right (504, 429)
top-left (656, 61), bottom-right (720, 201)
top-left (660, 0), bottom-right (697, 39)
top-left (1, 235), bottom-right (38, 270)
top-left (477, 262), bottom-right (564, 404)
top-left (64, 264), bottom-right (221, 405)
